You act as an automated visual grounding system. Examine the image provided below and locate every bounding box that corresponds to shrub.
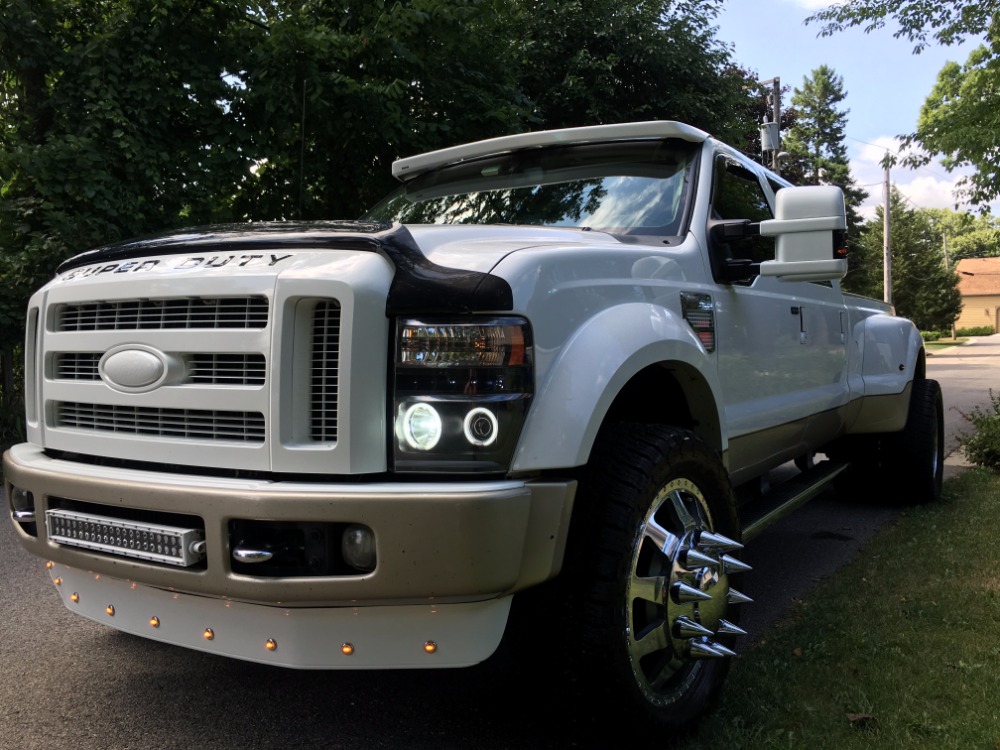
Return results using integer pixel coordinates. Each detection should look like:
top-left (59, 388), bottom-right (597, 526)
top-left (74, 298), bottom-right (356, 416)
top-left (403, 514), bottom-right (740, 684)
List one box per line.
top-left (956, 326), bottom-right (995, 337)
top-left (921, 330), bottom-right (942, 341)
top-left (958, 390), bottom-right (1000, 472)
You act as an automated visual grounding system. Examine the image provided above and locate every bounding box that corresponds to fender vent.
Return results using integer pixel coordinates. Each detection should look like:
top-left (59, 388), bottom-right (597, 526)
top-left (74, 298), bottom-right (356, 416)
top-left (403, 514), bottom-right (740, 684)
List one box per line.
top-left (681, 292), bottom-right (716, 353)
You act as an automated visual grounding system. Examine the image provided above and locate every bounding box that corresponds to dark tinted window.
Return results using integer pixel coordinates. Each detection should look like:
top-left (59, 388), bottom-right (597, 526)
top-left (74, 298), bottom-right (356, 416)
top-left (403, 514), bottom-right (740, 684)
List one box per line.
top-left (711, 155), bottom-right (774, 264)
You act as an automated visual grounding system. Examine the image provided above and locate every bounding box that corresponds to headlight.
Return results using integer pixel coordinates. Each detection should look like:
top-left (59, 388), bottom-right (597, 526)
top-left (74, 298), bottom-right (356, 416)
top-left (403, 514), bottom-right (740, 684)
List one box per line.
top-left (392, 316), bottom-right (533, 473)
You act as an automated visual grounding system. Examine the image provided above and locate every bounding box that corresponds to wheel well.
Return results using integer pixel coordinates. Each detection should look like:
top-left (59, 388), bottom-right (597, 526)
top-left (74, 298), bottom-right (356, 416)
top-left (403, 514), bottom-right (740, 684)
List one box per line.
top-left (601, 363), bottom-right (722, 454)
top-left (915, 348), bottom-right (927, 380)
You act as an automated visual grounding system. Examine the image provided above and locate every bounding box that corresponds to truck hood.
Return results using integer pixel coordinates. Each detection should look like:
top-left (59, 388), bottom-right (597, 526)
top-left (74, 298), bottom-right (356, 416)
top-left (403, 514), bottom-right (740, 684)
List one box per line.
top-left (53, 221), bottom-right (621, 316)
top-left (404, 224), bottom-right (621, 273)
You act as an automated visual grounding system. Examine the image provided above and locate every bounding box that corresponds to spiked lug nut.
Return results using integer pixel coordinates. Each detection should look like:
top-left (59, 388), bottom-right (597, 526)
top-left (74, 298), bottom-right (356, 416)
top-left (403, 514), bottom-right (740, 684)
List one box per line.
top-left (705, 640), bottom-right (738, 657)
top-left (717, 619), bottom-right (749, 637)
top-left (682, 548), bottom-right (719, 569)
top-left (672, 581), bottom-right (713, 603)
top-left (721, 554), bottom-right (752, 575)
top-left (727, 588), bottom-right (753, 605)
top-left (674, 615), bottom-right (714, 638)
top-left (696, 531), bottom-right (744, 552)
top-left (689, 639), bottom-right (726, 659)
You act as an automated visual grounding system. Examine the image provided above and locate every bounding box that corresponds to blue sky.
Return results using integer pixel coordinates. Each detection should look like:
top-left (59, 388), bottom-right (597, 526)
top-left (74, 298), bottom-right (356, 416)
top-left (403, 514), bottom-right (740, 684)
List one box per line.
top-left (714, 0), bottom-right (993, 217)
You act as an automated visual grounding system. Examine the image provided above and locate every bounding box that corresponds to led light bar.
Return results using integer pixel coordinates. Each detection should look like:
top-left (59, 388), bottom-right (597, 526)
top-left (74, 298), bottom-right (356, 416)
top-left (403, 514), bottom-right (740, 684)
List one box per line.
top-left (46, 509), bottom-right (205, 567)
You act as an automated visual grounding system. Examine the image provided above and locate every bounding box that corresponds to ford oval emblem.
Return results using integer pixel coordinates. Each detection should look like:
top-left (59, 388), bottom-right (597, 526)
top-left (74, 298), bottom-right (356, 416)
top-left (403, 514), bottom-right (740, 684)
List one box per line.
top-left (101, 349), bottom-right (166, 390)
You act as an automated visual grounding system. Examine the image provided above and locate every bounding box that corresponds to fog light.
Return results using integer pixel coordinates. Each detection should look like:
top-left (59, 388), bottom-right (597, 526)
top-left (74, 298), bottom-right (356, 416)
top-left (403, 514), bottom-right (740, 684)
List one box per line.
top-left (9, 486), bottom-right (35, 522)
top-left (342, 525), bottom-right (376, 572)
top-left (463, 407), bottom-right (498, 447)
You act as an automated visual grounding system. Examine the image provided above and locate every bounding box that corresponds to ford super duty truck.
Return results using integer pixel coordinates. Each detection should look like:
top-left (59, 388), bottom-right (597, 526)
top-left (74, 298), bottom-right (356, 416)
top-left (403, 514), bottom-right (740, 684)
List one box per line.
top-left (4, 121), bottom-right (943, 728)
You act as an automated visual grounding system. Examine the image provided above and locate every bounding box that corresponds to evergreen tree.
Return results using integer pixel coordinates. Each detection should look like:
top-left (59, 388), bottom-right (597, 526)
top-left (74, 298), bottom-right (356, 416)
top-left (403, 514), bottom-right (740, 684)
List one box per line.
top-left (856, 188), bottom-right (962, 331)
top-left (782, 66), bottom-right (868, 235)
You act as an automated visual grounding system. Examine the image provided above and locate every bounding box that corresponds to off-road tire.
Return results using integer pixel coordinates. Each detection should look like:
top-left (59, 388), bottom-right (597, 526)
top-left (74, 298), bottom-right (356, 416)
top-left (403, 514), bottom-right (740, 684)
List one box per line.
top-left (558, 423), bottom-right (745, 729)
top-left (833, 378), bottom-right (944, 504)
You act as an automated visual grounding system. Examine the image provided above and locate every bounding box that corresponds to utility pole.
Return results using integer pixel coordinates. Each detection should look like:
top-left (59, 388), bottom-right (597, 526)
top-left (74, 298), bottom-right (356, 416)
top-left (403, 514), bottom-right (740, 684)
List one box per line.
top-left (759, 77), bottom-right (782, 174)
top-left (882, 152), bottom-right (892, 305)
top-left (943, 234), bottom-right (956, 339)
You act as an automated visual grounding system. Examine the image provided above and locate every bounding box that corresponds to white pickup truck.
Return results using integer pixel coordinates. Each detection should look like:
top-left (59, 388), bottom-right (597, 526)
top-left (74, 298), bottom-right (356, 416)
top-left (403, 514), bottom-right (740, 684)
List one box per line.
top-left (5, 121), bottom-right (942, 728)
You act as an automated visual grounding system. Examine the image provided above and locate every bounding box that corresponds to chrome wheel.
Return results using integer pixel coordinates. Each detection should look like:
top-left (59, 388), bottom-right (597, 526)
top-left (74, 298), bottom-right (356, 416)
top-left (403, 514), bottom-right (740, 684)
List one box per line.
top-left (559, 424), bottom-right (747, 728)
top-left (625, 476), bottom-right (749, 707)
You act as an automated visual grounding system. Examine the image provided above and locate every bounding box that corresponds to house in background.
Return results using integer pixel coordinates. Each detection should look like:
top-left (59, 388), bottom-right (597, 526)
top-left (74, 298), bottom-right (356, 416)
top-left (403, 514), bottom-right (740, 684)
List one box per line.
top-left (955, 257), bottom-right (1000, 332)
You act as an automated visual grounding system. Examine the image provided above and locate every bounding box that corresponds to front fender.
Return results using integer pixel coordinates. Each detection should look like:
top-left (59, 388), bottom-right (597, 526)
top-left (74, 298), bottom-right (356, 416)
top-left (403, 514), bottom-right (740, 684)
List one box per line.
top-left (512, 303), bottom-right (723, 472)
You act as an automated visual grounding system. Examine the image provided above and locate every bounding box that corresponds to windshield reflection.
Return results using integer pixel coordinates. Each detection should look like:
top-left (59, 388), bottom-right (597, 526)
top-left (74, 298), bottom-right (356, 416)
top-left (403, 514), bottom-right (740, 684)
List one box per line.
top-left (367, 139), bottom-right (697, 236)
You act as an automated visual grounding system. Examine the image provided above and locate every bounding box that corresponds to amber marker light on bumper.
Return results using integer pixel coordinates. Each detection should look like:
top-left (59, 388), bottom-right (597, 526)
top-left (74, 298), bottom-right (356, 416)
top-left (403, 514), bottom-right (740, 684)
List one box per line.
top-left (424, 641), bottom-right (438, 654)
top-left (149, 617), bottom-right (160, 628)
top-left (266, 639), bottom-right (277, 652)
top-left (105, 605), bottom-right (115, 616)
top-left (341, 643), bottom-right (354, 656)
top-left (203, 628), bottom-right (214, 641)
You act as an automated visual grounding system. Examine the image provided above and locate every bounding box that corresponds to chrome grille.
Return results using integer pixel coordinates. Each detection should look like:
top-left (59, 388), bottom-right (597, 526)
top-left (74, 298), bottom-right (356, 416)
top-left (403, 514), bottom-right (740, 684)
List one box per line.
top-left (188, 354), bottom-right (266, 386)
top-left (56, 402), bottom-right (265, 442)
top-left (56, 353), bottom-right (101, 380)
top-left (55, 296), bottom-right (269, 331)
top-left (53, 353), bottom-right (266, 386)
top-left (311, 301), bottom-right (341, 441)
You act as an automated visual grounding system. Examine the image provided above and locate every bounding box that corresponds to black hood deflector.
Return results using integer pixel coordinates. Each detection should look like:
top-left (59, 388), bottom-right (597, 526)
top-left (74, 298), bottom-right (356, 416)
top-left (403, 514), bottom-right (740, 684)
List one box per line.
top-left (56, 221), bottom-right (514, 315)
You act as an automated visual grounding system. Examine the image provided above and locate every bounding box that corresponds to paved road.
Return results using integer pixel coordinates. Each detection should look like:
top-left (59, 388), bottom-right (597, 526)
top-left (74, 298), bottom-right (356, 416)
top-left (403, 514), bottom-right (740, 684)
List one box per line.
top-left (2, 337), bottom-right (998, 750)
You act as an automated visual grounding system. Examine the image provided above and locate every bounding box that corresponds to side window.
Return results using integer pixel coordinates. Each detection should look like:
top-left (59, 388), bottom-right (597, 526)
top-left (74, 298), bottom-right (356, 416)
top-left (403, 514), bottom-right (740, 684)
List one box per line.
top-left (710, 155), bottom-right (775, 265)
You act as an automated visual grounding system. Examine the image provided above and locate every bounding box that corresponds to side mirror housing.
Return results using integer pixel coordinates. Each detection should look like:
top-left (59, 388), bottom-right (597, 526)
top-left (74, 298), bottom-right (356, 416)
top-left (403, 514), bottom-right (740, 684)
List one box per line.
top-left (757, 186), bottom-right (848, 282)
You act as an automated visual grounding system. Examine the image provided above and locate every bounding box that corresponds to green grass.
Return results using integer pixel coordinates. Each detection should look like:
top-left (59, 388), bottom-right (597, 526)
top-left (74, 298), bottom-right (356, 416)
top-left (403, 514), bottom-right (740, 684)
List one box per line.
top-left (687, 468), bottom-right (1000, 750)
top-left (925, 338), bottom-right (969, 351)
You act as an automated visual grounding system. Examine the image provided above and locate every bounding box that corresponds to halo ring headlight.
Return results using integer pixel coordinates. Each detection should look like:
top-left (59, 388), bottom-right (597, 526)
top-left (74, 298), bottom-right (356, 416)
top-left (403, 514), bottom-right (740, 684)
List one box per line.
top-left (463, 407), bottom-right (498, 447)
top-left (401, 403), bottom-right (442, 451)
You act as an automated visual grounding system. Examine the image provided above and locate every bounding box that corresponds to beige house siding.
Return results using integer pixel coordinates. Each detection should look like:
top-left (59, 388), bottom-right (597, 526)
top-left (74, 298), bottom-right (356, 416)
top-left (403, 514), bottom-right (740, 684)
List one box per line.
top-left (956, 293), bottom-right (1000, 331)
top-left (955, 258), bottom-right (1000, 332)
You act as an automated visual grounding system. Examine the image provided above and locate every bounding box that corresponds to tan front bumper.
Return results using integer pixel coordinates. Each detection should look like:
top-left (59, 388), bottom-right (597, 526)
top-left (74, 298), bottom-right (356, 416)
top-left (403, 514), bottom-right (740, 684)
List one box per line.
top-left (5, 443), bottom-right (576, 606)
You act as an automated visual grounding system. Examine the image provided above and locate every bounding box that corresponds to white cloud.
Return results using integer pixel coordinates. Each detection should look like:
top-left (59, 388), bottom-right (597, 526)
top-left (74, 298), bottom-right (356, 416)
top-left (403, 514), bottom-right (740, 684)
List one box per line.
top-left (848, 136), bottom-right (987, 219)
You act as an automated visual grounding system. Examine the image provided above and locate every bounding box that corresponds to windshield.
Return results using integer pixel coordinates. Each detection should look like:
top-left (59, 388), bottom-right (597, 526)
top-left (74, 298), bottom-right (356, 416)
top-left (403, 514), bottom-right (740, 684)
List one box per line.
top-left (366, 139), bottom-right (698, 236)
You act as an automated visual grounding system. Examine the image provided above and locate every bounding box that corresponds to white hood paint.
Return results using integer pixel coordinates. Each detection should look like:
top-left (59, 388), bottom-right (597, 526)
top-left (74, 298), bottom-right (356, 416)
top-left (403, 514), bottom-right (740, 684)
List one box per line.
top-left (406, 225), bottom-right (623, 273)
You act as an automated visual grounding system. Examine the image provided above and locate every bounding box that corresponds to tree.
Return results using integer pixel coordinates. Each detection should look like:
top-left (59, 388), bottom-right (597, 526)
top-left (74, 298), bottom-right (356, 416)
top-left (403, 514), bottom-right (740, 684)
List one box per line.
top-left (781, 66), bottom-right (868, 241)
top-left (854, 188), bottom-right (962, 330)
top-left (232, 0), bottom-right (530, 221)
top-left (0, 0), bottom-right (262, 443)
top-left (908, 33), bottom-right (1000, 208)
top-left (231, 0), bottom-right (759, 222)
top-left (805, 2), bottom-right (1000, 208)
top-left (509, 1), bottom-right (752, 142)
top-left (806, 0), bottom-right (999, 53)
top-left (923, 208), bottom-right (1000, 260)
